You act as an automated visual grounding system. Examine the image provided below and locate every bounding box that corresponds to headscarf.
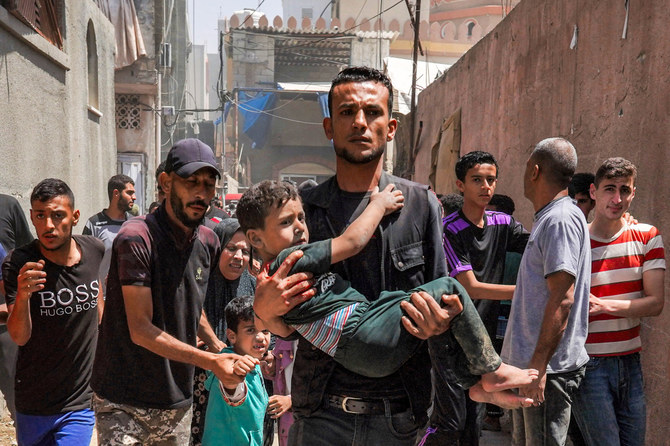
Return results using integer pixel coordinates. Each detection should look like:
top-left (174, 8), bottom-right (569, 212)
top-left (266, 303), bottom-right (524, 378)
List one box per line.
top-left (203, 218), bottom-right (256, 341)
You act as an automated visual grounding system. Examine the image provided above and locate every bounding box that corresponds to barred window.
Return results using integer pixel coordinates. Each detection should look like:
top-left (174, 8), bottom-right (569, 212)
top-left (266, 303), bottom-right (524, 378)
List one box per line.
top-left (116, 94), bottom-right (141, 130)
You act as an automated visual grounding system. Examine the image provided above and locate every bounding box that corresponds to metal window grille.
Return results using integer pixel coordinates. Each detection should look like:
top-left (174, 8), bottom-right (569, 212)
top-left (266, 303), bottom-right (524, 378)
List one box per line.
top-left (116, 94), bottom-right (141, 130)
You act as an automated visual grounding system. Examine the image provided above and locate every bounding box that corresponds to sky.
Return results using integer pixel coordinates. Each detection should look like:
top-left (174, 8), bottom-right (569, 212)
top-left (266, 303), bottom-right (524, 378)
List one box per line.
top-left (188, 0), bottom-right (283, 51)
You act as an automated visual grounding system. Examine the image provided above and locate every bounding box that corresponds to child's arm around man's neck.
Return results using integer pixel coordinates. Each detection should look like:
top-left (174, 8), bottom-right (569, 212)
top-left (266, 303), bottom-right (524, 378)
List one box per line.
top-left (330, 184), bottom-right (404, 264)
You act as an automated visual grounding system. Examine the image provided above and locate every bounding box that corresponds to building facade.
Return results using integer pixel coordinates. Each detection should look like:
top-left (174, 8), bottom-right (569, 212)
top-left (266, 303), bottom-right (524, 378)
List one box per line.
top-left (0, 0), bottom-right (116, 222)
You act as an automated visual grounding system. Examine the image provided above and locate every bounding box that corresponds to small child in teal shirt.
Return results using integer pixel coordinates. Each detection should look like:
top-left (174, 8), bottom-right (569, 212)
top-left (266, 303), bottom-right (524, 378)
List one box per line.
top-left (202, 296), bottom-right (270, 446)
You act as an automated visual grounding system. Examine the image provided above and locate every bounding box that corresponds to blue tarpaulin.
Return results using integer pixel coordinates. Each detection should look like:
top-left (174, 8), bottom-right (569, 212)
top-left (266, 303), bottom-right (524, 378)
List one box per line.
top-left (222, 89), bottom-right (329, 149)
top-left (237, 92), bottom-right (277, 149)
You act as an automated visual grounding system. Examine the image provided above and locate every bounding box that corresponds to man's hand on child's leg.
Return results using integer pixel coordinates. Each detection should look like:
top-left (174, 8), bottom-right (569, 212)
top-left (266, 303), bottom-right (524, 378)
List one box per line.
top-left (254, 250), bottom-right (315, 321)
top-left (400, 291), bottom-right (458, 339)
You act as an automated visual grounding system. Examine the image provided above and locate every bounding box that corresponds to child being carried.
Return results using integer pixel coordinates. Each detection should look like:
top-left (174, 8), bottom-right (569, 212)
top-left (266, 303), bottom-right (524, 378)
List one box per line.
top-left (238, 180), bottom-right (538, 409)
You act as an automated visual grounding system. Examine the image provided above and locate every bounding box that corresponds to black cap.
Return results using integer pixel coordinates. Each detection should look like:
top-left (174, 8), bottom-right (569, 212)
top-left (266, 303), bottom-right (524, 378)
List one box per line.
top-left (165, 139), bottom-right (221, 178)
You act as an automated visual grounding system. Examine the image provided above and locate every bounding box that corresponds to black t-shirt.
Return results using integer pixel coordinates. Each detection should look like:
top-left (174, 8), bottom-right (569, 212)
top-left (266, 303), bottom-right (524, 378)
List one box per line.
top-left (443, 210), bottom-right (528, 335)
top-left (91, 205), bottom-right (220, 409)
top-left (0, 194), bottom-right (33, 329)
top-left (2, 235), bottom-right (104, 415)
top-left (0, 194), bottom-right (33, 252)
top-left (316, 188), bottom-right (405, 398)
top-left (327, 190), bottom-right (383, 300)
top-left (203, 206), bottom-right (230, 229)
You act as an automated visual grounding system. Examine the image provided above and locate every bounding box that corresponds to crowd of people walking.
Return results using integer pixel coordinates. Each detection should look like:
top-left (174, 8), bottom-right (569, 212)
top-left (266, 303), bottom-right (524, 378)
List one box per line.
top-left (0, 66), bottom-right (664, 446)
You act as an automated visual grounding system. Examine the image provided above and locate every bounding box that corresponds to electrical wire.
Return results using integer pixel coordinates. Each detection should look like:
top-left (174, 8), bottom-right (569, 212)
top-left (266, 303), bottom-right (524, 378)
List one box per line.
top-left (227, 95), bottom-right (323, 125)
top-left (236, 0), bottom-right (268, 29)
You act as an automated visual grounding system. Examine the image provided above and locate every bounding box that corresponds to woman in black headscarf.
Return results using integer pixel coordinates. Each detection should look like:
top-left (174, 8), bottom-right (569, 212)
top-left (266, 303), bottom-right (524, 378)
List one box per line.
top-left (203, 218), bottom-right (256, 341)
top-left (192, 218), bottom-right (255, 446)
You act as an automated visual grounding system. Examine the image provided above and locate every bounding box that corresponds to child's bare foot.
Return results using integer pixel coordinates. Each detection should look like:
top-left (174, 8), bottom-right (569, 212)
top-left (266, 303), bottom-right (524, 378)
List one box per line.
top-left (469, 383), bottom-right (535, 409)
top-left (480, 362), bottom-right (539, 393)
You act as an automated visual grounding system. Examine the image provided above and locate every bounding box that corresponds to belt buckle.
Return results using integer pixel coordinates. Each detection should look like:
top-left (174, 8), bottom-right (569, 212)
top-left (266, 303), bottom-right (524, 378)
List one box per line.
top-left (341, 396), bottom-right (362, 414)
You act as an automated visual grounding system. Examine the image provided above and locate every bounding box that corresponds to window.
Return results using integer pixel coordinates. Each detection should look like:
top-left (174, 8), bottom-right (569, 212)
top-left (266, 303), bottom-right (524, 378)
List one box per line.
top-left (466, 21), bottom-right (476, 38)
top-left (116, 94), bottom-right (141, 130)
top-left (87, 21), bottom-right (99, 112)
top-left (3, 0), bottom-right (63, 49)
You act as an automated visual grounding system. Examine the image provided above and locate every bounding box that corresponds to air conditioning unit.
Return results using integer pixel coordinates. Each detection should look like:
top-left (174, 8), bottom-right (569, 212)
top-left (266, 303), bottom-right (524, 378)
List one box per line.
top-left (160, 42), bottom-right (172, 68)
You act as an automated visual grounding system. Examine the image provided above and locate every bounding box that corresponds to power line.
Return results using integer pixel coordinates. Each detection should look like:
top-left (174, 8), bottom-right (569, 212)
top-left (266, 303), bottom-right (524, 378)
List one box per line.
top-left (228, 95), bottom-right (324, 125)
top-left (236, 0), bottom-right (268, 29)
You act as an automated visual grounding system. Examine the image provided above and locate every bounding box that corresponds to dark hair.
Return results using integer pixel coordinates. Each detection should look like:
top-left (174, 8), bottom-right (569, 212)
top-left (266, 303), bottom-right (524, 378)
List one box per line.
top-left (225, 295), bottom-right (255, 334)
top-left (568, 172), bottom-right (595, 198)
top-left (488, 194), bottom-right (516, 215)
top-left (107, 174), bottom-right (134, 201)
top-left (455, 151), bottom-right (499, 182)
top-left (148, 201), bottom-right (160, 213)
top-left (31, 178), bottom-right (75, 208)
top-left (155, 161), bottom-right (166, 182)
top-left (594, 157), bottom-right (637, 187)
top-left (237, 180), bottom-right (299, 233)
top-left (328, 66), bottom-right (394, 117)
top-left (530, 137), bottom-right (577, 189)
top-left (438, 194), bottom-right (464, 216)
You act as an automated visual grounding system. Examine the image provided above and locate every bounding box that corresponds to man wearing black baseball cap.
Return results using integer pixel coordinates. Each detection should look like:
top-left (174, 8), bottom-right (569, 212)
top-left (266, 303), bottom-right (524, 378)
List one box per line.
top-left (91, 139), bottom-right (246, 445)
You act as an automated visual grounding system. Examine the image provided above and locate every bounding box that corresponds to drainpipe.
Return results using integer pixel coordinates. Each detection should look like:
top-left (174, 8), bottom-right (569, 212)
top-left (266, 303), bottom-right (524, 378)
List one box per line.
top-left (155, 69), bottom-right (161, 202)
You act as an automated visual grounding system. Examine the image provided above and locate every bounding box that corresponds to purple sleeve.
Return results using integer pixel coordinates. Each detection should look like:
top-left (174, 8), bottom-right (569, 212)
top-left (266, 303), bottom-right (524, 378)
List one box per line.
top-left (442, 221), bottom-right (473, 277)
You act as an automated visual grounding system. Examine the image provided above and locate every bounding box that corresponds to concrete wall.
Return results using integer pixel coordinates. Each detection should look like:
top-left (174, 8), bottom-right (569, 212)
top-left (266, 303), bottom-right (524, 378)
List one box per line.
top-left (0, 1), bottom-right (116, 230)
top-left (241, 95), bottom-right (334, 184)
top-left (229, 31), bottom-right (275, 89)
top-left (405, 0), bottom-right (670, 441)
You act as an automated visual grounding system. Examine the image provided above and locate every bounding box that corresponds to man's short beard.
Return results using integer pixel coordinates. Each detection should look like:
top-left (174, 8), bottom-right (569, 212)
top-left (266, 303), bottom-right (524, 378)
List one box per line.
top-left (334, 144), bottom-right (385, 165)
top-left (170, 193), bottom-right (202, 229)
top-left (117, 198), bottom-right (130, 213)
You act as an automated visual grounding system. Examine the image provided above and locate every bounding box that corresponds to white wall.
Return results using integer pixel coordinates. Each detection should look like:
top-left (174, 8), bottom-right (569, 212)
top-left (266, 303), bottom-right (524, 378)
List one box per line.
top-left (282, 0), bottom-right (332, 24)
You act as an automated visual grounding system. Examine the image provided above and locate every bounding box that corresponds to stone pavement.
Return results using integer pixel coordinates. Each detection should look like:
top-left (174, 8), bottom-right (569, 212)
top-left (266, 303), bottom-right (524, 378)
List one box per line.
top-left (480, 411), bottom-right (513, 446)
top-left (482, 428), bottom-right (512, 446)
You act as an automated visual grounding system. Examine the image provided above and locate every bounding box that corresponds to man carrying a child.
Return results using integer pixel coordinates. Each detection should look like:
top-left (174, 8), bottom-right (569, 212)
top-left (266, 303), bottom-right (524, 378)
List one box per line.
top-left (254, 67), bottom-right (462, 445)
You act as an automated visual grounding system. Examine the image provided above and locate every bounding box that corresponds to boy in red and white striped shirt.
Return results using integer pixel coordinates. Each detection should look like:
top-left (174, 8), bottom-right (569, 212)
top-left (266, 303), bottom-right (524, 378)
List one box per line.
top-left (572, 157), bottom-right (665, 446)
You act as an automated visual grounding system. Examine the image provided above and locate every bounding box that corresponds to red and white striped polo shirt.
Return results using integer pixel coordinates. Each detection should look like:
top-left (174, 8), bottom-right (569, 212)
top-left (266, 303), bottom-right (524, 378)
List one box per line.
top-left (586, 223), bottom-right (665, 356)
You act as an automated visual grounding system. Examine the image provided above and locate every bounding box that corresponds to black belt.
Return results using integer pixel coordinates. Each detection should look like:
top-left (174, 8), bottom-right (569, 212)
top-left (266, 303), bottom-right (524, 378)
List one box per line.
top-left (327, 394), bottom-right (409, 415)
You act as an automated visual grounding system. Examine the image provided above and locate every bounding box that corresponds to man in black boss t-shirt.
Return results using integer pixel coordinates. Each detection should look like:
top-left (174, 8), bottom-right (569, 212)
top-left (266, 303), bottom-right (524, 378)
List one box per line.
top-left (2, 179), bottom-right (104, 446)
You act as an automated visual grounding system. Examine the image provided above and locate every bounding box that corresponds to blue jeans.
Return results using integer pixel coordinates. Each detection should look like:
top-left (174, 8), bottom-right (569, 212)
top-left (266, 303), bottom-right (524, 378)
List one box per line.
top-left (572, 354), bottom-right (645, 446)
top-left (288, 403), bottom-right (418, 446)
top-left (512, 367), bottom-right (584, 446)
top-left (16, 408), bottom-right (95, 446)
